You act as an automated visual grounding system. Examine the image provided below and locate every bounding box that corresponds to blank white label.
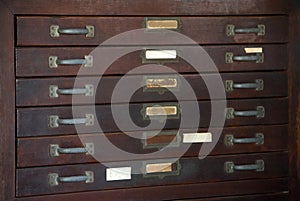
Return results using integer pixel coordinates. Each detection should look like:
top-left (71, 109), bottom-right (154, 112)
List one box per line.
top-left (183, 132), bottom-right (212, 143)
top-left (106, 167), bottom-right (131, 181)
top-left (145, 50), bottom-right (177, 60)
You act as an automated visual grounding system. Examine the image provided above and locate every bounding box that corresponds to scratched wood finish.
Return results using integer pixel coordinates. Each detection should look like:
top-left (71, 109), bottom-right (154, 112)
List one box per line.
top-left (16, 16), bottom-right (287, 46)
top-left (16, 98), bottom-right (288, 137)
top-left (16, 152), bottom-right (288, 196)
top-left (16, 72), bottom-right (287, 106)
top-left (17, 125), bottom-right (288, 167)
top-left (16, 45), bottom-right (287, 77)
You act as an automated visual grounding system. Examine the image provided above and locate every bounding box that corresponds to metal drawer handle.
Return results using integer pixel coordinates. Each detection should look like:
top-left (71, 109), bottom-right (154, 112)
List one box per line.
top-left (225, 133), bottom-right (264, 147)
top-left (225, 160), bottom-right (265, 174)
top-left (225, 79), bottom-right (264, 92)
top-left (226, 106), bottom-right (265, 119)
top-left (226, 24), bottom-right (265, 36)
top-left (226, 52), bottom-right (264, 63)
top-left (48, 171), bottom-right (94, 186)
top-left (49, 84), bottom-right (94, 98)
top-left (48, 114), bottom-right (94, 128)
top-left (49, 143), bottom-right (94, 157)
top-left (49, 55), bottom-right (93, 68)
top-left (50, 25), bottom-right (94, 37)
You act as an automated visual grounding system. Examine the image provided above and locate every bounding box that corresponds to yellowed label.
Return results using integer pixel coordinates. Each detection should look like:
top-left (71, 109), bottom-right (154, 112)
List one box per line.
top-left (146, 163), bottom-right (173, 173)
top-left (146, 106), bottom-right (177, 116)
top-left (146, 20), bottom-right (178, 29)
top-left (146, 78), bottom-right (177, 89)
top-left (244, 47), bottom-right (263, 54)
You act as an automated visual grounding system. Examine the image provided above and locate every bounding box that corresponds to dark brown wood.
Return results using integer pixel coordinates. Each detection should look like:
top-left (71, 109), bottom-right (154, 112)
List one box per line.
top-left (0, 2), bottom-right (15, 201)
top-left (16, 45), bottom-right (287, 77)
top-left (16, 16), bottom-right (288, 46)
top-left (16, 98), bottom-right (288, 137)
top-left (174, 192), bottom-right (288, 201)
top-left (17, 125), bottom-right (288, 167)
top-left (6, 0), bottom-right (288, 16)
top-left (16, 72), bottom-right (287, 106)
top-left (16, 152), bottom-right (288, 197)
top-left (15, 178), bottom-right (288, 201)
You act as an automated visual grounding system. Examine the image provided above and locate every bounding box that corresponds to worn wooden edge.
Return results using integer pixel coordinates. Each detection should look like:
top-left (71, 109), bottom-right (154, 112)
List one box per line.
top-left (0, 1), bottom-right (15, 201)
top-left (3, 0), bottom-right (288, 16)
top-left (15, 178), bottom-right (288, 201)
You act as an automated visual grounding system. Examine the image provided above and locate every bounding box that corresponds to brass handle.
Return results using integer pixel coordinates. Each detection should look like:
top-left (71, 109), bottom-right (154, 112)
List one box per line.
top-left (48, 171), bottom-right (94, 186)
top-left (225, 79), bottom-right (264, 92)
top-left (49, 84), bottom-right (94, 98)
top-left (226, 52), bottom-right (264, 63)
top-left (48, 114), bottom-right (94, 128)
top-left (226, 106), bottom-right (265, 119)
top-left (225, 160), bottom-right (265, 173)
top-left (49, 55), bottom-right (93, 68)
top-left (143, 160), bottom-right (181, 178)
top-left (224, 133), bottom-right (264, 147)
top-left (144, 17), bottom-right (181, 30)
top-left (49, 143), bottom-right (94, 157)
top-left (50, 25), bottom-right (94, 37)
top-left (226, 24), bottom-right (265, 36)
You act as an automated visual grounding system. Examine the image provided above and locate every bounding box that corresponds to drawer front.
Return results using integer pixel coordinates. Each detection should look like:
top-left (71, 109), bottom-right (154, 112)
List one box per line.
top-left (17, 125), bottom-right (288, 167)
top-left (17, 16), bottom-right (287, 46)
top-left (16, 152), bottom-right (288, 196)
top-left (16, 45), bottom-right (287, 77)
top-left (16, 72), bottom-right (287, 106)
top-left (17, 98), bottom-right (288, 137)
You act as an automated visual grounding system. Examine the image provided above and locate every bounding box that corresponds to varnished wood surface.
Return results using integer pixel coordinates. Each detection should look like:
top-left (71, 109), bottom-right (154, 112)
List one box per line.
top-left (16, 45), bottom-right (287, 77)
top-left (16, 152), bottom-right (288, 197)
top-left (17, 125), bottom-right (288, 167)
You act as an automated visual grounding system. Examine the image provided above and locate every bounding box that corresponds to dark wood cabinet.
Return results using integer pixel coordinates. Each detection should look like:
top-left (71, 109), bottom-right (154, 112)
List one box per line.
top-left (1, 0), bottom-right (299, 200)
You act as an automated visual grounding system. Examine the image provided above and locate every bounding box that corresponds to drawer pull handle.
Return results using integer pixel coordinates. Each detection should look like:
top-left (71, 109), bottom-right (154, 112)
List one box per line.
top-left (49, 84), bottom-right (94, 98)
top-left (49, 143), bottom-right (94, 157)
top-left (225, 79), bottom-right (264, 92)
top-left (224, 133), bottom-right (264, 147)
top-left (48, 114), bottom-right (94, 128)
top-left (48, 171), bottom-right (94, 186)
top-left (226, 52), bottom-right (264, 63)
top-left (226, 106), bottom-right (265, 119)
top-left (225, 160), bottom-right (265, 173)
top-left (49, 55), bottom-right (93, 68)
top-left (226, 24), bottom-right (265, 36)
top-left (50, 25), bottom-right (94, 37)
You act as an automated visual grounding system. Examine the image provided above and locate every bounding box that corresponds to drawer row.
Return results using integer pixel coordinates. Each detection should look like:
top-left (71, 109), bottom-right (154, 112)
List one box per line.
top-left (17, 98), bottom-right (288, 137)
top-left (17, 16), bottom-right (287, 46)
top-left (16, 72), bottom-right (287, 106)
top-left (16, 45), bottom-right (287, 77)
top-left (18, 125), bottom-right (287, 167)
top-left (16, 152), bottom-right (288, 197)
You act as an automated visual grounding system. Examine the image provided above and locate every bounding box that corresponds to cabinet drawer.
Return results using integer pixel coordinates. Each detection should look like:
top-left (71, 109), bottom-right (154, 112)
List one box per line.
top-left (16, 72), bottom-right (287, 106)
top-left (16, 45), bottom-right (287, 77)
top-left (16, 152), bottom-right (288, 197)
top-left (17, 125), bottom-right (288, 167)
top-left (17, 98), bottom-right (288, 137)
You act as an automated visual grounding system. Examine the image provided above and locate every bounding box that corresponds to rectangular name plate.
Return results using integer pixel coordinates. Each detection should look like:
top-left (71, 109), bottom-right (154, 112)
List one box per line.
top-left (146, 78), bottom-right (178, 89)
top-left (106, 167), bottom-right (131, 181)
top-left (244, 47), bottom-right (263, 54)
top-left (146, 106), bottom-right (177, 116)
top-left (146, 20), bottom-right (178, 29)
top-left (146, 163), bottom-right (173, 174)
top-left (145, 50), bottom-right (177, 60)
top-left (183, 132), bottom-right (213, 143)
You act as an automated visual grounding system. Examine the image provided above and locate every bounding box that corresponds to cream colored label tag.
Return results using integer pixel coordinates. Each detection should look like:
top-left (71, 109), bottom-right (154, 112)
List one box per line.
top-left (146, 163), bottom-right (173, 173)
top-left (146, 106), bottom-right (177, 116)
top-left (145, 50), bottom-right (177, 60)
top-left (146, 78), bottom-right (178, 89)
top-left (106, 167), bottom-right (131, 181)
top-left (146, 20), bottom-right (178, 29)
top-left (182, 132), bottom-right (212, 143)
top-left (244, 47), bottom-right (263, 54)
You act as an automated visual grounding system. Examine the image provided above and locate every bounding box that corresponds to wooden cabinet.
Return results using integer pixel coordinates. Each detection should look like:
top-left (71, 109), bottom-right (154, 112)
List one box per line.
top-left (1, 0), bottom-right (299, 201)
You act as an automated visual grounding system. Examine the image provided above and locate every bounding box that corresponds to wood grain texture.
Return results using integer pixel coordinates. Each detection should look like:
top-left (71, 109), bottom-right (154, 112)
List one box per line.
top-left (16, 152), bottom-right (288, 196)
top-left (0, 1), bottom-right (15, 201)
top-left (5, 0), bottom-right (288, 15)
top-left (16, 45), bottom-right (288, 77)
top-left (16, 16), bottom-right (288, 46)
top-left (17, 125), bottom-right (288, 167)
